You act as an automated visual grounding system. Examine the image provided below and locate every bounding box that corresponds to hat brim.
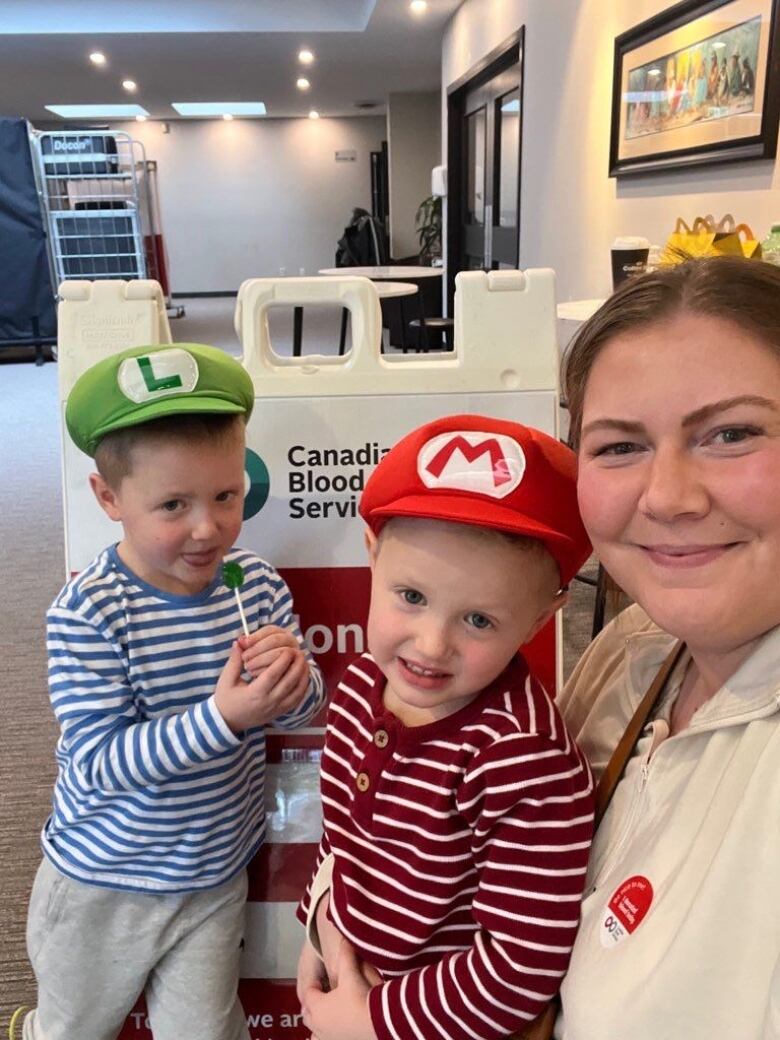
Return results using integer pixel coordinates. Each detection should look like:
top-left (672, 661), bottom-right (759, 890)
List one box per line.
top-left (367, 493), bottom-right (575, 559)
top-left (86, 395), bottom-right (246, 455)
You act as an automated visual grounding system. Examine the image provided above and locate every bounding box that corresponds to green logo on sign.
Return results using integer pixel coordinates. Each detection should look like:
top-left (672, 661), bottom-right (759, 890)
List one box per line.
top-left (137, 356), bottom-right (184, 393)
top-left (244, 449), bottom-right (270, 519)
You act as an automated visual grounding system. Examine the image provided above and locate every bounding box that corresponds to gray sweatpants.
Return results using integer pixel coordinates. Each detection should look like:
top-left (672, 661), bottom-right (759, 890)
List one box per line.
top-left (23, 857), bottom-right (250, 1040)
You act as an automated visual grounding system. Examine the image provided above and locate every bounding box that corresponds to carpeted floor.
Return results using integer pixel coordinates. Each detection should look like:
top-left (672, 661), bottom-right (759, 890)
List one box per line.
top-left (0, 297), bottom-right (598, 1028)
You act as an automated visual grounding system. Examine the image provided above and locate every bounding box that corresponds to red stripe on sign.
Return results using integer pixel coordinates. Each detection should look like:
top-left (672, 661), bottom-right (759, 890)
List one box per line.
top-left (526, 619), bottom-right (555, 697)
top-left (238, 979), bottom-right (307, 1040)
top-left (279, 565), bottom-right (371, 690)
top-left (280, 564), bottom-right (556, 694)
top-left (247, 843), bottom-right (320, 901)
top-left (118, 981), bottom-right (304, 1040)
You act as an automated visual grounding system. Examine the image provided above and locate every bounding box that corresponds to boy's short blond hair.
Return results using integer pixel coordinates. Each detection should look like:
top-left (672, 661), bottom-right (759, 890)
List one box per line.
top-left (377, 515), bottom-right (562, 595)
top-left (94, 412), bottom-right (245, 490)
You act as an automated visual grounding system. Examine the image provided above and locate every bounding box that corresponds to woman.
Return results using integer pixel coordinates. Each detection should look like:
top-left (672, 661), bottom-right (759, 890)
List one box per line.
top-left (555, 256), bottom-right (780, 1039)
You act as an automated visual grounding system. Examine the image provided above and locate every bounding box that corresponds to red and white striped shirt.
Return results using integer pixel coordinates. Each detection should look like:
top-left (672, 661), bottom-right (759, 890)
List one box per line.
top-left (298, 653), bottom-right (594, 1040)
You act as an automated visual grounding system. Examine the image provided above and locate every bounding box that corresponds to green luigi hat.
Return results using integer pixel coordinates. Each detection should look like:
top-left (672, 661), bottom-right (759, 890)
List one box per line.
top-left (66, 343), bottom-right (255, 457)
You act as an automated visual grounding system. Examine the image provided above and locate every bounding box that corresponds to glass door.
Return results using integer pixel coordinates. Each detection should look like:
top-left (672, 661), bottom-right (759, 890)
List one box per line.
top-left (463, 102), bottom-right (487, 270)
top-left (447, 30), bottom-right (524, 300)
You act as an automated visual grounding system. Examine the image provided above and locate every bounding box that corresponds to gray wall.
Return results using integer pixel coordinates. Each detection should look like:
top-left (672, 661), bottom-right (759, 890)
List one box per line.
top-left (387, 91), bottom-right (441, 259)
top-left (118, 115), bottom-right (385, 293)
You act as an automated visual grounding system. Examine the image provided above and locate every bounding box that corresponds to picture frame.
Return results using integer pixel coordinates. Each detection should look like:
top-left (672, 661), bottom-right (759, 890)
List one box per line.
top-left (609, 0), bottom-right (780, 176)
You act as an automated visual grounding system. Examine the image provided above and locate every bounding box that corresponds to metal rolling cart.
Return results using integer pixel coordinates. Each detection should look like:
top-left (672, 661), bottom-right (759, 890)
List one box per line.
top-left (31, 129), bottom-right (183, 318)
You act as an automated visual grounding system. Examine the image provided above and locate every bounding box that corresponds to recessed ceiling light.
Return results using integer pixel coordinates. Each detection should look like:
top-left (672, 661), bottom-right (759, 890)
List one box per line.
top-left (410, 0), bottom-right (428, 13)
top-left (296, 77), bottom-right (311, 91)
top-left (171, 102), bottom-right (267, 117)
top-left (122, 79), bottom-right (137, 92)
top-left (135, 114), bottom-right (147, 122)
top-left (298, 48), bottom-right (315, 65)
top-left (45, 104), bottom-right (149, 119)
top-left (223, 113), bottom-right (234, 121)
top-left (89, 51), bottom-right (107, 66)
top-left (308, 110), bottom-right (320, 119)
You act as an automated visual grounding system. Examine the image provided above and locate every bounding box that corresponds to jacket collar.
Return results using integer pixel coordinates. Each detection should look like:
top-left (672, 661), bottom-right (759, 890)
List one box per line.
top-left (624, 614), bottom-right (780, 730)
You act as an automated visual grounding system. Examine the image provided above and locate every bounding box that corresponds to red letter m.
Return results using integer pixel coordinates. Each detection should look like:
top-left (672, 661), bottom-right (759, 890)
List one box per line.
top-left (425, 436), bottom-right (512, 487)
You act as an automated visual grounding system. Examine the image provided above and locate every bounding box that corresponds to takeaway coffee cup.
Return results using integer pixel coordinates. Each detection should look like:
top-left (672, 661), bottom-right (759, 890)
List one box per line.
top-left (611, 236), bottom-right (650, 289)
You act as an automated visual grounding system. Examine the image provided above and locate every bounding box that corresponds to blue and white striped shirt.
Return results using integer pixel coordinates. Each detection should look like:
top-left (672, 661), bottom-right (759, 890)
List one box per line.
top-left (43, 545), bottom-right (324, 893)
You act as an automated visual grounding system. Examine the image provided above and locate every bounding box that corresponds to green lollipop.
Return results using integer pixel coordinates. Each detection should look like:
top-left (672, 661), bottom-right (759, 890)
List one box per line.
top-left (222, 561), bottom-right (250, 637)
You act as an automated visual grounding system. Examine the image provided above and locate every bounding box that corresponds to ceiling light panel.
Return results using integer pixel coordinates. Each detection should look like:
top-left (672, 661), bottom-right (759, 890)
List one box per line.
top-left (171, 102), bottom-right (267, 116)
top-left (298, 48), bottom-right (314, 64)
top-left (89, 51), bottom-right (107, 65)
top-left (45, 104), bottom-right (150, 118)
top-left (296, 77), bottom-right (310, 91)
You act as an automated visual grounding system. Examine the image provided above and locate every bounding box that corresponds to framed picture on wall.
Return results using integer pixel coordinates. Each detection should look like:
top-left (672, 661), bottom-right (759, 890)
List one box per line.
top-left (609, 0), bottom-right (780, 176)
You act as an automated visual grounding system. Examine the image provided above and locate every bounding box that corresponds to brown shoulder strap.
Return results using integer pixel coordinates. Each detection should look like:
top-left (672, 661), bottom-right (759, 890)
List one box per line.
top-left (593, 641), bottom-right (686, 824)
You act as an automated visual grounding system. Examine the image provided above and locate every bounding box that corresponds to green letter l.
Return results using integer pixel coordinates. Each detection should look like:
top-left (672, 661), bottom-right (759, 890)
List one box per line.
top-left (137, 356), bottom-right (183, 392)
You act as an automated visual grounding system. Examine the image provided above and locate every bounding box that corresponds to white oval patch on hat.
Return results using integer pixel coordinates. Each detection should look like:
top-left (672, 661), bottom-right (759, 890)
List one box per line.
top-left (118, 349), bottom-right (199, 403)
top-left (418, 430), bottom-right (525, 499)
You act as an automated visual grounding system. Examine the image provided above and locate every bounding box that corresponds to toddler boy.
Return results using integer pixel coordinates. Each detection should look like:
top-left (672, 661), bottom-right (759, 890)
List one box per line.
top-left (297, 414), bottom-right (594, 1040)
top-left (18, 343), bottom-right (324, 1040)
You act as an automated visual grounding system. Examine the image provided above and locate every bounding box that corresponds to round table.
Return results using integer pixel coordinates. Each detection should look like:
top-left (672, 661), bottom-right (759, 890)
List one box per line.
top-left (318, 265), bottom-right (442, 280)
top-left (328, 280), bottom-right (420, 354)
top-left (371, 281), bottom-right (418, 299)
top-left (556, 299), bottom-right (605, 323)
top-left (289, 280), bottom-right (421, 356)
top-left (319, 267), bottom-right (442, 351)
top-left (556, 299), bottom-right (606, 363)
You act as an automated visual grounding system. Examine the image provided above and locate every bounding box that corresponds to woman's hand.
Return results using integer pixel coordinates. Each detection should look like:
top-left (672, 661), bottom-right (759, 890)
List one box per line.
top-left (316, 893), bottom-right (344, 987)
top-left (302, 941), bottom-right (379, 1040)
top-left (296, 940), bottom-right (327, 1007)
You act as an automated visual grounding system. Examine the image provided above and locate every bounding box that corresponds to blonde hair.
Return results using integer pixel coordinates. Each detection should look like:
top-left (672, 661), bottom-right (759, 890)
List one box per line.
top-left (562, 256), bottom-right (780, 449)
top-left (95, 413), bottom-right (245, 489)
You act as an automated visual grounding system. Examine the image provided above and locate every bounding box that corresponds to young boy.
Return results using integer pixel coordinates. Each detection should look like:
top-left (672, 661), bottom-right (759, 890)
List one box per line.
top-left (17, 343), bottom-right (324, 1040)
top-left (297, 414), bottom-right (594, 1040)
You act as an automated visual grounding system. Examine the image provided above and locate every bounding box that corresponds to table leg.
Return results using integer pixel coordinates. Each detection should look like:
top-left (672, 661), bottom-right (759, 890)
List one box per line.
top-left (415, 290), bottom-right (430, 352)
top-left (293, 306), bottom-right (303, 357)
top-left (339, 308), bottom-right (349, 355)
top-left (399, 299), bottom-right (408, 353)
top-left (32, 316), bottom-right (45, 366)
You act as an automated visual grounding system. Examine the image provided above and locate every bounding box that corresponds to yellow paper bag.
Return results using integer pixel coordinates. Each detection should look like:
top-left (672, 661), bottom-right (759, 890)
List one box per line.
top-left (707, 214), bottom-right (745, 257)
top-left (736, 222), bottom-right (762, 259)
top-left (664, 217), bottom-right (695, 259)
top-left (662, 214), bottom-right (743, 264)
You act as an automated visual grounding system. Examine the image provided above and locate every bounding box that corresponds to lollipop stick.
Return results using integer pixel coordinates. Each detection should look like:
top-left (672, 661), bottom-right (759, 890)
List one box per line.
top-left (234, 589), bottom-right (250, 638)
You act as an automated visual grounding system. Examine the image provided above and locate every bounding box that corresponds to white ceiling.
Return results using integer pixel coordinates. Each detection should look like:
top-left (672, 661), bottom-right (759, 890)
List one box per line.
top-left (0, 0), bottom-right (462, 123)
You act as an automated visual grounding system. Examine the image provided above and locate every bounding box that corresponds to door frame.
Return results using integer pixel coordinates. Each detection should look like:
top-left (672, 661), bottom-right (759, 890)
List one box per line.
top-left (446, 27), bottom-right (525, 309)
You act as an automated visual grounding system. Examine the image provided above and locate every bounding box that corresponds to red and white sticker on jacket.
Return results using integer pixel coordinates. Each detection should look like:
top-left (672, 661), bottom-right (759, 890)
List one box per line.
top-left (600, 875), bottom-right (654, 948)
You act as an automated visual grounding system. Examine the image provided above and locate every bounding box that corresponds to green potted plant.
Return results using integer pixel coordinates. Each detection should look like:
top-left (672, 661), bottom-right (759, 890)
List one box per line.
top-left (415, 194), bottom-right (442, 263)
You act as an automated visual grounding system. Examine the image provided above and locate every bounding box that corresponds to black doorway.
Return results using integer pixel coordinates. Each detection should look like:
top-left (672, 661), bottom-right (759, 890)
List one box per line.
top-left (446, 28), bottom-right (524, 309)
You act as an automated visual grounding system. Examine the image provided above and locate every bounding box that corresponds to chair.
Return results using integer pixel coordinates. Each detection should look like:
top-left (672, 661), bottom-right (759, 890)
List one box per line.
top-left (409, 316), bottom-right (454, 351)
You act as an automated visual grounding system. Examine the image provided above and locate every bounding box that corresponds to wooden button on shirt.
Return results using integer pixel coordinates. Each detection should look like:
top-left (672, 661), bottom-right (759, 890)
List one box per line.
top-left (356, 771), bottom-right (370, 792)
top-left (374, 729), bottom-right (389, 748)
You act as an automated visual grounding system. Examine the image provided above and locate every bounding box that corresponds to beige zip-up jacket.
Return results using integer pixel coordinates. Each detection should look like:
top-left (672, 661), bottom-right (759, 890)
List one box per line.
top-left (554, 604), bottom-right (780, 1040)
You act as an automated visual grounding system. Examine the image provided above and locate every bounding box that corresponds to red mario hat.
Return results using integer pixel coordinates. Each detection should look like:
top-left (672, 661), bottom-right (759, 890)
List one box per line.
top-left (359, 414), bottom-right (591, 587)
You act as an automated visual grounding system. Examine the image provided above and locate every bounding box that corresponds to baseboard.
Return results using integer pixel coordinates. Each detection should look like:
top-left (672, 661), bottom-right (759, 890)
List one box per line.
top-left (171, 291), bottom-right (238, 298)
